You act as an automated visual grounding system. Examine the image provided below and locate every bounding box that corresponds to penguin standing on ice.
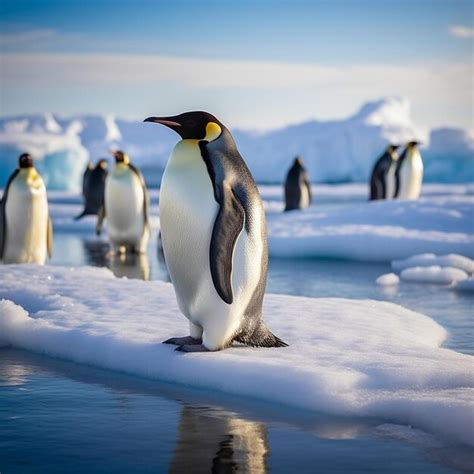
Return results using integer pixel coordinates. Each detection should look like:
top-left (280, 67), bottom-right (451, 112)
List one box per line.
top-left (144, 111), bottom-right (287, 352)
top-left (0, 153), bottom-right (52, 264)
top-left (82, 161), bottom-right (93, 197)
top-left (75, 159), bottom-right (108, 220)
top-left (284, 156), bottom-right (312, 211)
top-left (369, 145), bottom-right (399, 200)
top-left (96, 150), bottom-right (149, 254)
top-left (394, 141), bottom-right (423, 200)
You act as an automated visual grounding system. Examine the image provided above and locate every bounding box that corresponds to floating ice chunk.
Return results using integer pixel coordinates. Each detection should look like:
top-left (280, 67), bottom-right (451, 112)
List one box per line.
top-left (0, 265), bottom-right (472, 446)
top-left (376, 273), bottom-right (400, 286)
top-left (392, 253), bottom-right (474, 273)
top-left (400, 266), bottom-right (468, 284)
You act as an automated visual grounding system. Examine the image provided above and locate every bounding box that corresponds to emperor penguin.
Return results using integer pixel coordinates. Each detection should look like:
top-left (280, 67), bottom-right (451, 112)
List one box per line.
top-left (369, 145), bottom-right (399, 200)
top-left (75, 159), bottom-right (108, 220)
top-left (96, 150), bottom-right (149, 254)
top-left (394, 141), bottom-right (423, 200)
top-left (0, 153), bottom-right (52, 264)
top-left (144, 111), bottom-right (287, 352)
top-left (284, 156), bottom-right (312, 211)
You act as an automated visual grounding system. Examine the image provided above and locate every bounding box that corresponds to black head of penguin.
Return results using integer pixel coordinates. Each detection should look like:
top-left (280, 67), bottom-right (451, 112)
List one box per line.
top-left (388, 144), bottom-right (400, 153)
top-left (18, 153), bottom-right (33, 168)
top-left (144, 111), bottom-right (222, 141)
top-left (407, 141), bottom-right (420, 148)
top-left (111, 150), bottom-right (130, 165)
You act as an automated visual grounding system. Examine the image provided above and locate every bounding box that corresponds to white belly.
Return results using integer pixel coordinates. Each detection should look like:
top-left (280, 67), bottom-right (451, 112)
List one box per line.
top-left (105, 169), bottom-right (148, 251)
top-left (385, 161), bottom-right (397, 199)
top-left (300, 183), bottom-right (310, 208)
top-left (3, 178), bottom-right (48, 264)
top-left (160, 140), bottom-right (263, 349)
top-left (398, 151), bottom-right (423, 200)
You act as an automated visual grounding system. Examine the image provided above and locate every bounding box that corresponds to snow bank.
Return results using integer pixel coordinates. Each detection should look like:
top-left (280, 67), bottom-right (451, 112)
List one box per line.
top-left (400, 266), bottom-right (468, 284)
top-left (1, 98), bottom-right (473, 189)
top-left (392, 253), bottom-right (474, 274)
top-left (0, 265), bottom-right (472, 446)
top-left (376, 273), bottom-right (399, 286)
top-left (267, 194), bottom-right (474, 261)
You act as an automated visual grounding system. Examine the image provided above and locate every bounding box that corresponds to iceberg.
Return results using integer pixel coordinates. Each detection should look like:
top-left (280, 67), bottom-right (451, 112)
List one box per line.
top-left (0, 265), bottom-right (472, 446)
top-left (1, 98), bottom-right (473, 190)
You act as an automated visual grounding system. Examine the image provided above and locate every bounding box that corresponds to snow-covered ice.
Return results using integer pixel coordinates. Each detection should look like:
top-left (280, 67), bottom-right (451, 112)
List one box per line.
top-left (0, 265), bottom-right (472, 446)
top-left (400, 266), bottom-right (469, 284)
top-left (267, 194), bottom-right (474, 261)
top-left (375, 273), bottom-right (399, 286)
top-left (392, 253), bottom-right (474, 274)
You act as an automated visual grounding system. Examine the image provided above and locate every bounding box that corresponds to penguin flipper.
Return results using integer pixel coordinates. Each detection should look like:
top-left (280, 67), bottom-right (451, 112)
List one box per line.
top-left (210, 184), bottom-right (245, 305)
top-left (47, 217), bottom-right (53, 258)
top-left (96, 205), bottom-right (106, 235)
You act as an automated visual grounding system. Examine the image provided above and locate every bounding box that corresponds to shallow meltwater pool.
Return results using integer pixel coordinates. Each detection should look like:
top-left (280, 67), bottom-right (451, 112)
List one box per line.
top-left (1, 183), bottom-right (473, 472)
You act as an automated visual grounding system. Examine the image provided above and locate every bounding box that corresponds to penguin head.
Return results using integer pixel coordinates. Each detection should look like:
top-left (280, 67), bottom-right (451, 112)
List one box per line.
top-left (18, 153), bottom-right (33, 168)
top-left (97, 159), bottom-right (108, 169)
top-left (111, 150), bottom-right (130, 165)
top-left (294, 156), bottom-right (303, 166)
top-left (388, 145), bottom-right (399, 153)
top-left (407, 141), bottom-right (420, 148)
top-left (144, 111), bottom-right (222, 142)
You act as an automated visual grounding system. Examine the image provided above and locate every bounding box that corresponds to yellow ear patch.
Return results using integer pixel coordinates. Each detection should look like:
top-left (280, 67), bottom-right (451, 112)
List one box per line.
top-left (205, 122), bottom-right (222, 142)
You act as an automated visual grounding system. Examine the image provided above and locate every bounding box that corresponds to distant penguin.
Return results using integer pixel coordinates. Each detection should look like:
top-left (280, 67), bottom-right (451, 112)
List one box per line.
top-left (75, 159), bottom-right (108, 220)
top-left (82, 161), bottom-right (93, 197)
top-left (369, 145), bottom-right (399, 200)
top-left (394, 141), bottom-right (423, 200)
top-left (96, 150), bottom-right (149, 254)
top-left (0, 153), bottom-right (52, 264)
top-left (145, 111), bottom-right (287, 352)
top-left (284, 156), bottom-right (312, 211)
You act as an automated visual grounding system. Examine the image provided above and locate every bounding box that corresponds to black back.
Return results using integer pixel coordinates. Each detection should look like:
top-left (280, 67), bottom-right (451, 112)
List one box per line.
top-left (284, 160), bottom-right (311, 211)
top-left (0, 169), bottom-right (20, 258)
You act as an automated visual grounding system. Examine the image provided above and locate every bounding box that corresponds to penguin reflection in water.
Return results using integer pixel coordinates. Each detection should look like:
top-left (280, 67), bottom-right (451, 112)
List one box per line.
top-left (75, 159), bottom-right (108, 220)
top-left (284, 156), bottom-right (312, 211)
top-left (96, 150), bottom-right (150, 254)
top-left (0, 153), bottom-right (52, 264)
top-left (145, 111), bottom-right (287, 352)
top-left (369, 144), bottom-right (399, 200)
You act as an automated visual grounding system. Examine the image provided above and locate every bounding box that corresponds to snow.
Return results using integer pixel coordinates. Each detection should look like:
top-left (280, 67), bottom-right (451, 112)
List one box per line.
top-left (392, 253), bottom-right (474, 274)
top-left (0, 97), bottom-right (473, 190)
top-left (400, 266), bottom-right (469, 284)
top-left (451, 277), bottom-right (474, 292)
top-left (376, 273), bottom-right (399, 286)
top-left (0, 265), bottom-right (472, 446)
top-left (267, 193), bottom-right (474, 261)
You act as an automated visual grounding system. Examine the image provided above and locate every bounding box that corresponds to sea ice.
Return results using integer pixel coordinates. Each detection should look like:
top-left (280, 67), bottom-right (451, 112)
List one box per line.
top-left (392, 253), bottom-right (474, 274)
top-left (400, 266), bottom-right (469, 284)
top-left (450, 277), bottom-right (474, 293)
top-left (0, 265), bottom-right (472, 446)
top-left (375, 273), bottom-right (399, 286)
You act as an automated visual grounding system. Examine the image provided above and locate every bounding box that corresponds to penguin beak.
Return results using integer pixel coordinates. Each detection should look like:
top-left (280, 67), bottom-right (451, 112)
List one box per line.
top-left (143, 117), bottom-right (182, 128)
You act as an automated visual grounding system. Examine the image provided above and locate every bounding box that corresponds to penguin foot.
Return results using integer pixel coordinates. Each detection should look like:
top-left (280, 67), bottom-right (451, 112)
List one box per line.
top-left (175, 344), bottom-right (209, 353)
top-left (163, 336), bottom-right (202, 346)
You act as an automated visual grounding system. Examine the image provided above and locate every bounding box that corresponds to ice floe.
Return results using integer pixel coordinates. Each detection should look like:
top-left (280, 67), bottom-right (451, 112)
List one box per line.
top-left (375, 273), bottom-right (399, 286)
top-left (400, 266), bottom-right (468, 284)
top-left (0, 265), bottom-right (472, 446)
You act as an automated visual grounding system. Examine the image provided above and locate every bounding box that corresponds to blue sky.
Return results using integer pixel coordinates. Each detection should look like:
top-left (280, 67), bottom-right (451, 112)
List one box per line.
top-left (1, 0), bottom-right (472, 129)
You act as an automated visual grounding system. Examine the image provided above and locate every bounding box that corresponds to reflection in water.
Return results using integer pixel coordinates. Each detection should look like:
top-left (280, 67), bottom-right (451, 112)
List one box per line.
top-left (169, 406), bottom-right (268, 474)
top-left (81, 238), bottom-right (150, 280)
top-left (109, 252), bottom-right (150, 281)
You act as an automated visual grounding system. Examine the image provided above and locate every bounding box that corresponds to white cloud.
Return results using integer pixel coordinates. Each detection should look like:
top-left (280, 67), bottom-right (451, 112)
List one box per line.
top-left (0, 53), bottom-right (471, 130)
top-left (449, 25), bottom-right (474, 39)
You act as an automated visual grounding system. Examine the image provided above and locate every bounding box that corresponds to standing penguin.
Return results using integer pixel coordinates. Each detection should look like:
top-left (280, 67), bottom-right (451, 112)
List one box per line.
top-left (75, 159), bottom-right (108, 220)
top-left (96, 150), bottom-right (149, 254)
top-left (369, 145), bottom-right (399, 200)
top-left (394, 141), bottom-right (423, 200)
top-left (284, 157), bottom-right (312, 211)
top-left (0, 153), bottom-right (52, 264)
top-left (144, 111), bottom-right (287, 352)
